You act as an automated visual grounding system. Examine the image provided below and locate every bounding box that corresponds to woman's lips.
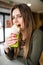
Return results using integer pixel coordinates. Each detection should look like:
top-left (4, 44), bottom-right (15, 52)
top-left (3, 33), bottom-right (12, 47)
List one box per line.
top-left (17, 24), bottom-right (21, 31)
top-left (17, 24), bottom-right (21, 27)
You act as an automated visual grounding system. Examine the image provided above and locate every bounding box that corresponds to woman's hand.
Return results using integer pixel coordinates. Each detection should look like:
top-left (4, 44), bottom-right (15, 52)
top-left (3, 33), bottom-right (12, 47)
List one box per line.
top-left (4, 33), bottom-right (18, 49)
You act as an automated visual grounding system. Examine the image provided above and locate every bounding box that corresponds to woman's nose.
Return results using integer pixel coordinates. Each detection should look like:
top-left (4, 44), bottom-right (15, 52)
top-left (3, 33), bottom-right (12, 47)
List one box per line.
top-left (15, 17), bottom-right (18, 22)
top-left (13, 17), bottom-right (19, 25)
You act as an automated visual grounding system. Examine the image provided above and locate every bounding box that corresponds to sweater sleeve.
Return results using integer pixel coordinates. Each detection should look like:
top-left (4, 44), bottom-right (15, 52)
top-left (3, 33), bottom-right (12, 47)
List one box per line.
top-left (27, 29), bottom-right (43, 65)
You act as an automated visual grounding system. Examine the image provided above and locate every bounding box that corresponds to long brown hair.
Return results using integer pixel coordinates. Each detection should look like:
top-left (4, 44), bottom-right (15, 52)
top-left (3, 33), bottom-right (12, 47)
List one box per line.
top-left (11, 3), bottom-right (35, 59)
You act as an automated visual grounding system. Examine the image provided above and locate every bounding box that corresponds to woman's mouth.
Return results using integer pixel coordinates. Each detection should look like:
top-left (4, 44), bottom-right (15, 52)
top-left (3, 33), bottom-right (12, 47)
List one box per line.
top-left (17, 24), bottom-right (21, 27)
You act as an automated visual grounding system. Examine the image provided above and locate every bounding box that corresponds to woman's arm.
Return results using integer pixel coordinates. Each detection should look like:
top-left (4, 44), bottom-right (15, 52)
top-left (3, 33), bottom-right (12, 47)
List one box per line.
top-left (27, 29), bottom-right (43, 65)
top-left (4, 33), bottom-right (18, 60)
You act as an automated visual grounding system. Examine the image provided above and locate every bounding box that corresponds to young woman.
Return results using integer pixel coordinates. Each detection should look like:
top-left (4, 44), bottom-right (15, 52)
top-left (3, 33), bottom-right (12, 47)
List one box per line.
top-left (4, 3), bottom-right (43, 65)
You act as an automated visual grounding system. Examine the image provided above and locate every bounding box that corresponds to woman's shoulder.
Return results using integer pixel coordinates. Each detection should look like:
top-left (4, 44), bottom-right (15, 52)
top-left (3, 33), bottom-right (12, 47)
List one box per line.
top-left (32, 29), bottom-right (43, 37)
top-left (31, 29), bottom-right (43, 44)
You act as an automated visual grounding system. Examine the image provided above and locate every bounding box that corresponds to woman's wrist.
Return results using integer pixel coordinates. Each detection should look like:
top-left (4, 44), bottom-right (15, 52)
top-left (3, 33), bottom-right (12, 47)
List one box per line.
top-left (4, 48), bottom-right (9, 54)
top-left (4, 50), bottom-right (8, 55)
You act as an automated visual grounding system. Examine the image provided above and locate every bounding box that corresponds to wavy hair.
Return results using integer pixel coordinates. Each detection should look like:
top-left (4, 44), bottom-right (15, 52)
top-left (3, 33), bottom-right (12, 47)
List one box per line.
top-left (10, 3), bottom-right (35, 59)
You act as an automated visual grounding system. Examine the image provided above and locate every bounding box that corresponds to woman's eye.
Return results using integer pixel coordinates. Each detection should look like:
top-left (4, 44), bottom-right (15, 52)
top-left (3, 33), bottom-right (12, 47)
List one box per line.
top-left (12, 15), bottom-right (22, 20)
top-left (18, 15), bottom-right (22, 18)
top-left (12, 17), bottom-right (15, 20)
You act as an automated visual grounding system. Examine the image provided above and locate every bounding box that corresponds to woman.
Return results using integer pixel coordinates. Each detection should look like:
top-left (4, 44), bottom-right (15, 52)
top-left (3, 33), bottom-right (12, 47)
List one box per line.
top-left (4, 3), bottom-right (43, 65)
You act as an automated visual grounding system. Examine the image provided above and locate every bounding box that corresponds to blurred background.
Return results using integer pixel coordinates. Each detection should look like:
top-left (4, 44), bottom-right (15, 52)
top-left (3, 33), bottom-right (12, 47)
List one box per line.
top-left (0, 0), bottom-right (43, 65)
top-left (0, 0), bottom-right (43, 42)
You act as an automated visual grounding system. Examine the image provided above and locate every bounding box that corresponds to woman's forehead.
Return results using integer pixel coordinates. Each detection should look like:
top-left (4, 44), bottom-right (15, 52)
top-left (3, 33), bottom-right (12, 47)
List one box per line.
top-left (12, 8), bottom-right (21, 16)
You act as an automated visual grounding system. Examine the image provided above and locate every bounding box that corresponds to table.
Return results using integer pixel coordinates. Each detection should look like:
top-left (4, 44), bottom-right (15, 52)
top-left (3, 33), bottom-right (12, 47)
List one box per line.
top-left (0, 44), bottom-right (24, 65)
top-left (0, 56), bottom-right (24, 65)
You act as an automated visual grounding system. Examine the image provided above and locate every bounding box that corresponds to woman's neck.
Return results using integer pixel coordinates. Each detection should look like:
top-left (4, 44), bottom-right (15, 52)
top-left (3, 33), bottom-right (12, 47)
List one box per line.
top-left (21, 30), bottom-right (27, 41)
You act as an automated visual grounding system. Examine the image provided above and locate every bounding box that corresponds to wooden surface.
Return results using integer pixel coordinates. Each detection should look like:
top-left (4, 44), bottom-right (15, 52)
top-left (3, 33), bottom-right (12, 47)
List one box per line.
top-left (39, 51), bottom-right (43, 65)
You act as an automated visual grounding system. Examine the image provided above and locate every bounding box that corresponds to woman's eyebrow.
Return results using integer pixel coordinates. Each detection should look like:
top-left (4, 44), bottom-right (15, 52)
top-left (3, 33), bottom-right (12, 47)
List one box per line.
top-left (16, 14), bottom-right (22, 16)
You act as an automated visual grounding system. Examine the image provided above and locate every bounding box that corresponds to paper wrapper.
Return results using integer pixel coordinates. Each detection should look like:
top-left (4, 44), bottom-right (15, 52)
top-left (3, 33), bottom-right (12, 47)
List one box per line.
top-left (10, 25), bottom-right (20, 47)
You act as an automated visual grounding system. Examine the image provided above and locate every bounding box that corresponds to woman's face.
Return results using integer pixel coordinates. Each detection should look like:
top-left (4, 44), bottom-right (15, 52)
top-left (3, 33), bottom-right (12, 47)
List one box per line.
top-left (12, 8), bottom-right (25, 31)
